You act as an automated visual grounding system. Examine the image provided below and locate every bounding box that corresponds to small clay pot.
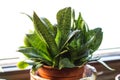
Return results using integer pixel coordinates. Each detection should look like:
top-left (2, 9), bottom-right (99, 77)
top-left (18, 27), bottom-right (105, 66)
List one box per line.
top-left (37, 65), bottom-right (85, 80)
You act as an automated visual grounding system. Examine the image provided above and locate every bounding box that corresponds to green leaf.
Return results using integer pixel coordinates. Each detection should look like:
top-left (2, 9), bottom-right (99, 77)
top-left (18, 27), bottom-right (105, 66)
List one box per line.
top-left (21, 13), bottom-right (33, 21)
top-left (74, 51), bottom-right (92, 66)
top-left (33, 12), bottom-right (59, 57)
top-left (77, 13), bottom-right (89, 32)
top-left (56, 7), bottom-right (71, 49)
top-left (76, 13), bottom-right (89, 43)
top-left (76, 28), bottom-right (102, 55)
top-left (88, 56), bottom-right (100, 61)
top-left (88, 28), bottom-right (103, 53)
top-left (61, 30), bottom-right (80, 50)
top-left (24, 35), bottom-right (32, 47)
top-left (59, 58), bottom-right (75, 69)
top-left (17, 61), bottom-right (29, 69)
top-left (55, 50), bottom-right (68, 58)
top-left (57, 7), bottom-right (71, 30)
top-left (55, 28), bottom-right (62, 49)
top-left (32, 62), bottom-right (43, 71)
top-left (75, 34), bottom-right (95, 55)
top-left (71, 9), bottom-right (75, 29)
top-left (97, 59), bottom-right (115, 71)
top-left (42, 18), bottom-right (56, 37)
top-left (17, 47), bottom-right (52, 63)
top-left (26, 32), bottom-right (48, 55)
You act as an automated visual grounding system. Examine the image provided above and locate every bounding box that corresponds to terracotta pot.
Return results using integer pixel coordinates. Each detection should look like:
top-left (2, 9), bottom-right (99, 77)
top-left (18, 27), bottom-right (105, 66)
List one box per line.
top-left (30, 64), bottom-right (97, 80)
top-left (37, 65), bottom-right (85, 80)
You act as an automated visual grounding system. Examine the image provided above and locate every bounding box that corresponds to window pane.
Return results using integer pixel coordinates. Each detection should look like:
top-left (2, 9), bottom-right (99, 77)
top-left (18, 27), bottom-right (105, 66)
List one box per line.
top-left (0, 0), bottom-right (120, 59)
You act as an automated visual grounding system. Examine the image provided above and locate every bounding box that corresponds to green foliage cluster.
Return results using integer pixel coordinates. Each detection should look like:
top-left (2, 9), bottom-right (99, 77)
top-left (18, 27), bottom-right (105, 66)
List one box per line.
top-left (17, 7), bottom-right (103, 70)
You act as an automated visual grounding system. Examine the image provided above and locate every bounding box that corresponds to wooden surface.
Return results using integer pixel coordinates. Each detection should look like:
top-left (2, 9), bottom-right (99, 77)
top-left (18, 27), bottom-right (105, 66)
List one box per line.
top-left (0, 70), bottom-right (30, 80)
top-left (90, 60), bottom-right (120, 80)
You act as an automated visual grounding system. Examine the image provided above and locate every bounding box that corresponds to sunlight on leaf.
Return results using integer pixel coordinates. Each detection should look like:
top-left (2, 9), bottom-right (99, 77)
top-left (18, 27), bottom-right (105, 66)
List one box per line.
top-left (17, 61), bottom-right (29, 69)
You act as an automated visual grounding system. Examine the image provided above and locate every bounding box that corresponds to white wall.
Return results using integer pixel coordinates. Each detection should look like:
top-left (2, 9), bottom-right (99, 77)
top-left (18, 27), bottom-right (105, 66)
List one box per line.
top-left (0, 0), bottom-right (120, 58)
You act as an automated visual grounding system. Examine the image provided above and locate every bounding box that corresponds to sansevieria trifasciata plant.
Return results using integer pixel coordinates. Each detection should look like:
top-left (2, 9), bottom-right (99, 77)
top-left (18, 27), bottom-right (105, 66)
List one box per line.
top-left (17, 7), bottom-right (114, 71)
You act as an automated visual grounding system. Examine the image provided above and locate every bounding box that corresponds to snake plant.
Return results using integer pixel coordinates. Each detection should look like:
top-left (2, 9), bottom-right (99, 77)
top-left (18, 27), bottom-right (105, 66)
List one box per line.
top-left (17, 7), bottom-right (113, 71)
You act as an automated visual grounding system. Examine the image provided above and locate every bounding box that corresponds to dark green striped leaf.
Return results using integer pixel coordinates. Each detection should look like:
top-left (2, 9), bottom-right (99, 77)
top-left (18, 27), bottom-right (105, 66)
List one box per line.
top-left (33, 12), bottom-right (59, 57)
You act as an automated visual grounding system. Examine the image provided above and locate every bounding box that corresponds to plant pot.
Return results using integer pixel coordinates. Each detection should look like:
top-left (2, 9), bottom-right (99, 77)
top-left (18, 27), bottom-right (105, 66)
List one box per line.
top-left (30, 64), bottom-right (97, 80)
top-left (37, 65), bottom-right (85, 80)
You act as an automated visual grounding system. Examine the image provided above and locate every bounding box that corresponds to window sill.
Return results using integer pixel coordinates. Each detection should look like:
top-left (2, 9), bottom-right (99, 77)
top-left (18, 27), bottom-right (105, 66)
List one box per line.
top-left (0, 49), bottom-right (120, 80)
top-left (0, 53), bottom-right (119, 73)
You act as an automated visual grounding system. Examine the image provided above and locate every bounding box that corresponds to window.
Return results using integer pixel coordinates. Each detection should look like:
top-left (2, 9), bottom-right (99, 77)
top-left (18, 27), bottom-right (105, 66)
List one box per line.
top-left (0, 0), bottom-right (120, 60)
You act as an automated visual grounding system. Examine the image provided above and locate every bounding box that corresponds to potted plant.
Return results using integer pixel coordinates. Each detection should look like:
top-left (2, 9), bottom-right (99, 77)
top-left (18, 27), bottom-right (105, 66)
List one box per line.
top-left (17, 7), bottom-right (113, 80)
